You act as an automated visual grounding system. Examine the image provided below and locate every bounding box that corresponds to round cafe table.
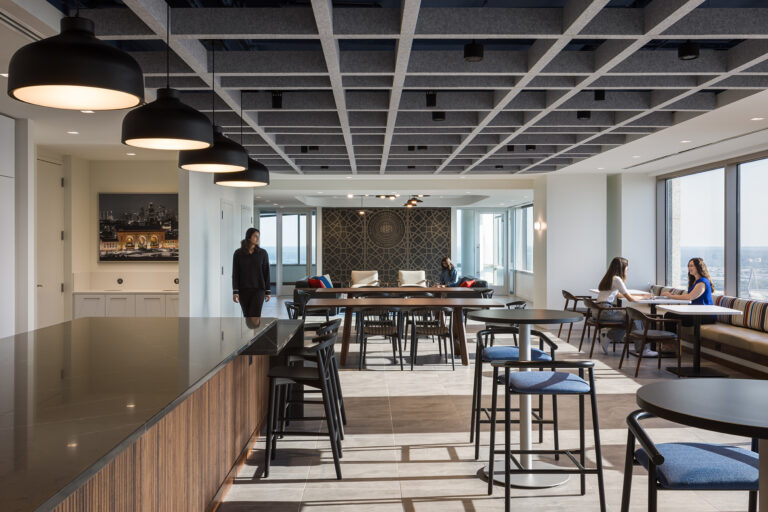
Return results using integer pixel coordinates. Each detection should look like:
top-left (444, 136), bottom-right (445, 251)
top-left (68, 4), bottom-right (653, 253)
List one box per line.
top-left (637, 379), bottom-right (768, 511)
top-left (467, 308), bottom-right (583, 488)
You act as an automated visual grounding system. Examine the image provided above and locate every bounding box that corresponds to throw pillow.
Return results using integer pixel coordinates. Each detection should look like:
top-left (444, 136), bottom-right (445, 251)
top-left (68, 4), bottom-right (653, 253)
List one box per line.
top-left (459, 279), bottom-right (476, 288)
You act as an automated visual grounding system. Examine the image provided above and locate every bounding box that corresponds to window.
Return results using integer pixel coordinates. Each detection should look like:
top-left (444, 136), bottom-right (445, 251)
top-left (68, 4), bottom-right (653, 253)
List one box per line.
top-left (259, 212), bottom-right (277, 263)
top-left (665, 168), bottom-right (724, 291)
top-left (739, 159), bottom-right (768, 298)
top-left (514, 205), bottom-right (533, 272)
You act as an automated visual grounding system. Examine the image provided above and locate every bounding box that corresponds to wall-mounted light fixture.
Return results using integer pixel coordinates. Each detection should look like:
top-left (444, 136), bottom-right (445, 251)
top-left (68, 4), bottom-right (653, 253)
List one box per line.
top-left (534, 220), bottom-right (547, 232)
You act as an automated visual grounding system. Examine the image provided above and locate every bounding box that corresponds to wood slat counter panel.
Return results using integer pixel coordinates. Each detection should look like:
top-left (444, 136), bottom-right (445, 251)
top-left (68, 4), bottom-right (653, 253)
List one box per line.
top-left (53, 354), bottom-right (269, 512)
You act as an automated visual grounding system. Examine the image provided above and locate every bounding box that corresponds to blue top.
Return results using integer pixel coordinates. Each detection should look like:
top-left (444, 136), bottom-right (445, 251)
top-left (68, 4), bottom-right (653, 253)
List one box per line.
top-left (439, 267), bottom-right (459, 286)
top-left (689, 277), bottom-right (713, 306)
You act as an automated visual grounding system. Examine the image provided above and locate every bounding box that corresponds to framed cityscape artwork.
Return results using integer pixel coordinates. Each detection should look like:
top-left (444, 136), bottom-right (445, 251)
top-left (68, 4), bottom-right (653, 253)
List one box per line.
top-left (98, 193), bottom-right (179, 262)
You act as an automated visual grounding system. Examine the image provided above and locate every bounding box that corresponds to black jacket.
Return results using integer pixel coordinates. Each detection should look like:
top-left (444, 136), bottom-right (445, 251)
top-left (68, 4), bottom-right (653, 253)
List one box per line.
top-left (232, 246), bottom-right (271, 294)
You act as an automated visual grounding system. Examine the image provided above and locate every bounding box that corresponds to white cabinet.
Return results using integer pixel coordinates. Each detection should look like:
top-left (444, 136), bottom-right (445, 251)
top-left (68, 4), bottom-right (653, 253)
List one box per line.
top-left (165, 294), bottom-right (179, 317)
top-left (105, 295), bottom-right (136, 317)
top-left (135, 294), bottom-right (166, 317)
top-left (74, 294), bottom-right (106, 319)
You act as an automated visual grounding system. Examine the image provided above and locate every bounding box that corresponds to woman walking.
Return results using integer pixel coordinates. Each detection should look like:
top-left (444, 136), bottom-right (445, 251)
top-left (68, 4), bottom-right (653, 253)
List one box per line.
top-left (232, 227), bottom-right (271, 318)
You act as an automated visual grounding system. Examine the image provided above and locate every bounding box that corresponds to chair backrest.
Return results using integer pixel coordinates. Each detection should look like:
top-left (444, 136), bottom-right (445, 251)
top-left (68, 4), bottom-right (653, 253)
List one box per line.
top-left (305, 332), bottom-right (339, 378)
top-left (562, 290), bottom-right (578, 301)
top-left (626, 306), bottom-right (650, 326)
top-left (315, 318), bottom-right (342, 336)
top-left (410, 308), bottom-right (449, 332)
top-left (351, 270), bottom-right (379, 287)
top-left (505, 300), bottom-right (526, 310)
top-left (398, 270), bottom-right (427, 287)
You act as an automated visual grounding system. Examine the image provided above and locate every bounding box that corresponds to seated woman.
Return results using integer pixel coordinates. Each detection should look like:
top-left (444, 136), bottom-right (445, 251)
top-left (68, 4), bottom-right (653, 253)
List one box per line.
top-left (439, 257), bottom-right (459, 287)
top-left (662, 257), bottom-right (715, 326)
top-left (595, 257), bottom-right (651, 354)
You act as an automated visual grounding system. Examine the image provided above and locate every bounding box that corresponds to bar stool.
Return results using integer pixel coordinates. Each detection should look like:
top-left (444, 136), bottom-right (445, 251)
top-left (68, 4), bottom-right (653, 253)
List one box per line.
top-left (470, 327), bottom-right (559, 460)
top-left (487, 359), bottom-right (606, 512)
top-left (264, 331), bottom-right (343, 479)
top-left (558, 290), bottom-right (590, 343)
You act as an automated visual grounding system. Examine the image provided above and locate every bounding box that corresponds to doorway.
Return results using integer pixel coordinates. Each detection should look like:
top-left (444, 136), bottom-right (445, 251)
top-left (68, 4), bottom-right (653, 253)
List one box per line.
top-left (257, 209), bottom-right (316, 296)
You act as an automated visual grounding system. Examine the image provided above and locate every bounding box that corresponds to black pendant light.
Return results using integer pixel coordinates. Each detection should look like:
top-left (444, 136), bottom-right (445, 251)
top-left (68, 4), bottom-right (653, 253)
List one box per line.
top-left (678, 40), bottom-right (700, 61)
top-left (214, 92), bottom-right (270, 187)
top-left (179, 44), bottom-right (247, 173)
top-left (122, 2), bottom-right (212, 150)
top-left (576, 110), bottom-right (591, 120)
top-left (464, 40), bottom-right (484, 62)
top-left (8, 16), bottom-right (143, 110)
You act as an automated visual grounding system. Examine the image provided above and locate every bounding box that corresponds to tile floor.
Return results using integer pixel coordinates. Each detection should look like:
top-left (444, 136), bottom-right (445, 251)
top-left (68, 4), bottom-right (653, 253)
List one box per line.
top-left (220, 298), bottom-right (755, 511)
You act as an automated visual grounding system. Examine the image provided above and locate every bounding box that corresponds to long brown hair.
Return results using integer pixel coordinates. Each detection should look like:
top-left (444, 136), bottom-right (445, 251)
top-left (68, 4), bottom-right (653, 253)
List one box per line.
top-left (598, 257), bottom-right (628, 291)
top-left (688, 257), bottom-right (714, 292)
top-left (441, 257), bottom-right (453, 270)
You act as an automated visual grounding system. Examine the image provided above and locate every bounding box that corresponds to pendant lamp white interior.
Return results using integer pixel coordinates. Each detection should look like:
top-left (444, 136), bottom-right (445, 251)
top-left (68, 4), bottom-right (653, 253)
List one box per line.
top-left (8, 16), bottom-right (144, 110)
top-left (121, 4), bottom-right (212, 150)
top-left (178, 44), bottom-right (247, 173)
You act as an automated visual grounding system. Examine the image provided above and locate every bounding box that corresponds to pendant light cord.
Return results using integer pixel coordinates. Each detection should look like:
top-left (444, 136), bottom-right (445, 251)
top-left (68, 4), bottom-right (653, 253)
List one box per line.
top-left (166, 1), bottom-right (170, 89)
top-left (211, 44), bottom-right (215, 126)
top-left (240, 90), bottom-right (244, 145)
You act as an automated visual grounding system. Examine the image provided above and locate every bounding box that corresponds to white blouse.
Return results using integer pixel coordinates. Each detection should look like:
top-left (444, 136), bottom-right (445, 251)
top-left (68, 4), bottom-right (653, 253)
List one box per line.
top-left (596, 275), bottom-right (630, 304)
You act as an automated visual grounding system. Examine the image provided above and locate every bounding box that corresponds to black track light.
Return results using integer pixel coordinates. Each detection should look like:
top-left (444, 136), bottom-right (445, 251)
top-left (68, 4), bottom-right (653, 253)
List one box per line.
top-left (464, 39), bottom-right (484, 62)
top-left (426, 91), bottom-right (437, 107)
top-left (594, 90), bottom-right (605, 101)
top-left (408, 145), bottom-right (415, 151)
top-left (506, 145), bottom-right (514, 152)
top-left (432, 111), bottom-right (446, 122)
top-left (495, 165), bottom-right (503, 169)
top-left (271, 91), bottom-right (283, 108)
top-left (301, 145), bottom-right (308, 153)
top-left (407, 165), bottom-right (415, 169)
top-left (525, 145), bottom-right (536, 152)
top-left (417, 145), bottom-right (427, 150)
top-left (678, 40), bottom-right (699, 61)
top-left (309, 145), bottom-right (319, 151)
top-left (577, 110), bottom-right (591, 120)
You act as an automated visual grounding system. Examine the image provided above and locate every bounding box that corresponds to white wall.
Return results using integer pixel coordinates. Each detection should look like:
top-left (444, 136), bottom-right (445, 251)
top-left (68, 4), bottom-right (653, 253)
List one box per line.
top-left (179, 172), bottom-right (253, 317)
top-left (0, 115), bottom-right (14, 338)
top-left (514, 270), bottom-right (534, 301)
top-left (618, 173), bottom-right (656, 289)
top-left (14, 119), bottom-right (34, 334)
top-left (539, 174), bottom-right (608, 309)
top-left (606, 174), bottom-right (622, 265)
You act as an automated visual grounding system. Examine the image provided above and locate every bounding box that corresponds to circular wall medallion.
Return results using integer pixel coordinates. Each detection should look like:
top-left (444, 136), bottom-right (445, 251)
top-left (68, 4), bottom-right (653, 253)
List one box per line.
top-left (367, 210), bottom-right (405, 249)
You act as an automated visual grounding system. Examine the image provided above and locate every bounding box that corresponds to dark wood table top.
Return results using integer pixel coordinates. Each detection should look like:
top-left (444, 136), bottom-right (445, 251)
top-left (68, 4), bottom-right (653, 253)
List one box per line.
top-left (636, 379), bottom-right (768, 439)
top-left (466, 308), bottom-right (583, 325)
top-left (306, 297), bottom-right (503, 308)
top-left (305, 286), bottom-right (492, 294)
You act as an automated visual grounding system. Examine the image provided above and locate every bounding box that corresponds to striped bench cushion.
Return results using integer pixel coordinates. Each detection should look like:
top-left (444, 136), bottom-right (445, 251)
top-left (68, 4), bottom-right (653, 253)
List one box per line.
top-left (715, 295), bottom-right (768, 332)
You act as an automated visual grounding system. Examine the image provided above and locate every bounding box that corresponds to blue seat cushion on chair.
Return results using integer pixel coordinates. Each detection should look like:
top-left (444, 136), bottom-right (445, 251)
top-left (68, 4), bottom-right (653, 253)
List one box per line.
top-left (634, 443), bottom-right (758, 491)
top-left (483, 345), bottom-right (551, 362)
top-left (497, 371), bottom-right (590, 394)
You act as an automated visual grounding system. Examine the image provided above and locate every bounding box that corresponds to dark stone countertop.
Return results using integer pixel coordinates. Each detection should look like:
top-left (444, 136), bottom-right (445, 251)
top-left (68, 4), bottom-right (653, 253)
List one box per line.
top-left (0, 317), bottom-right (302, 512)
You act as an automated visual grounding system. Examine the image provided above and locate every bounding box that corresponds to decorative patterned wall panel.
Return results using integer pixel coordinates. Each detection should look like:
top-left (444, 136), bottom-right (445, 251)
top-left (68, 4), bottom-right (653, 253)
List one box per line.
top-left (322, 208), bottom-right (450, 285)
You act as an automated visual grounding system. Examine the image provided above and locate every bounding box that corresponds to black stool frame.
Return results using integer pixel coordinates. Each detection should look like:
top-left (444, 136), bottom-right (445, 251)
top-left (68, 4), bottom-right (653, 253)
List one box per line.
top-left (487, 360), bottom-right (606, 512)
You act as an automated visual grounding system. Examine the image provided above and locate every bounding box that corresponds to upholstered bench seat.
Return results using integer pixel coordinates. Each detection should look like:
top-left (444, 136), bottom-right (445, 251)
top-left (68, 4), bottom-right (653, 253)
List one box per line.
top-left (700, 323), bottom-right (768, 357)
top-left (634, 443), bottom-right (758, 491)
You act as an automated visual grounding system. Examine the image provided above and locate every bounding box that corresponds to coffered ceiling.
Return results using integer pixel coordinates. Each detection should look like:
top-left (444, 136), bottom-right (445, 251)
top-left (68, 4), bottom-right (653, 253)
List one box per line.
top-left (37, 0), bottom-right (768, 175)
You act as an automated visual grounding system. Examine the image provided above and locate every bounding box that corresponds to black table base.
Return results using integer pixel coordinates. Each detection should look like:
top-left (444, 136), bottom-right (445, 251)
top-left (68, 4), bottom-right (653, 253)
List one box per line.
top-left (666, 365), bottom-right (729, 378)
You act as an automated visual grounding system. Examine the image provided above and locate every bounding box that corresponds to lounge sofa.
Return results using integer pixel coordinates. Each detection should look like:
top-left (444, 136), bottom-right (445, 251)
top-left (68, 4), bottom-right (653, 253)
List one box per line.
top-left (650, 285), bottom-right (768, 370)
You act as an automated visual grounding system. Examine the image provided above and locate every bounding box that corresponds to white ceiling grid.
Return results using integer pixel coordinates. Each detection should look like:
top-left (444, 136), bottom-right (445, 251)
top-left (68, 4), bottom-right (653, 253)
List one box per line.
top-left (80, 0), bottom-right (768, 175)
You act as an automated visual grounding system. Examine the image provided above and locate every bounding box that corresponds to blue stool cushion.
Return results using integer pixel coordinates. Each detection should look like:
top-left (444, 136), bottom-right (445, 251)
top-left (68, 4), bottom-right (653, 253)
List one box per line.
top-left (635, 443), bottom-right (758, 491)
top-left (483, 345), bottom-right (551, 362)
top-left (497, 371), bottom-right (590, 394)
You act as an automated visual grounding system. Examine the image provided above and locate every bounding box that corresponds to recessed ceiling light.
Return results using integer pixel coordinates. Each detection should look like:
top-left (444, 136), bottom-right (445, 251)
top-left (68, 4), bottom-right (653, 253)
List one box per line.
top-left (751, 117), bottom-right (765, 121)
top-left (255, 196), bottom-right (261, 198)
top-left (272, 203), bottom-right (278, 206)
top-left (126, 152), bottom-right (136, 156)
top-left (597, 167), bottom-right (604, 170)
top-left (347, 193), bottom-right (353, 198)
top-left (318, 191), bottom-right (324, 194)
top-left (632, 155), bottom-right (640, 159)
top-left (465, 191), bottom-right (470, 194)
top-left (680, 140), bottom-right (691, 144)
top-left (460, 176), bottom-right (465, 179)
top-left (66, 442), bottom-right (78, 448)
top-left (80, 110), bottom-right (94, 114)
top-left (345, 176), bottom-right (352, 179)
top-left (126, 403), bottom-right (136, 408)
top-left (66, 131), bottom-right (79, 135)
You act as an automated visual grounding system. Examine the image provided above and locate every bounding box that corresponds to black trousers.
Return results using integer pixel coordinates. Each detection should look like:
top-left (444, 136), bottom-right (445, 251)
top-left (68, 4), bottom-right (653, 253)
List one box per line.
top-left (239, 288), bottom-right (266, 317)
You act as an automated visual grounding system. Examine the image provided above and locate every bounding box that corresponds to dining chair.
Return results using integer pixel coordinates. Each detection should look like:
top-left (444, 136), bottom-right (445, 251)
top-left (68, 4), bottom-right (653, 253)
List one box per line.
top-left (264, 331), bottom-right (343, 479)
top-left (398, 270), bottom-right (428, 287)
top-left (621, 409), bottom-right (758, 512)
top-left (470, 327), bottom-right (559, 461)
top-left (350, 270), bottom-right (381, 288)
top-left (408, 308), bottom-right (454, 370)
top-left (559, 290), bottom-right (591, 343)
top-left (358, 307), bottom-right (404, 370)
top-left (579, 298), bottom-right (627, 357)
top-left (619, 308), bottom-right (682, 377)
top-left (488, 359), bottom-right (606, 512)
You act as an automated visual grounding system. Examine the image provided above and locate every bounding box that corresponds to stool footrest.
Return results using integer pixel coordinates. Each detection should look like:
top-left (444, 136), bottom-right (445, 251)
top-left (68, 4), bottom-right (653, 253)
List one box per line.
top-left (492, 449), bottom-right (593, 474)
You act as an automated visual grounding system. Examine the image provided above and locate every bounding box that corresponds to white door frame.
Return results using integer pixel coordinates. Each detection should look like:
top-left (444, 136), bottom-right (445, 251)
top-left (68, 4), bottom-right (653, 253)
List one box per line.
top-left (474, 208), bottom-right (508, 294)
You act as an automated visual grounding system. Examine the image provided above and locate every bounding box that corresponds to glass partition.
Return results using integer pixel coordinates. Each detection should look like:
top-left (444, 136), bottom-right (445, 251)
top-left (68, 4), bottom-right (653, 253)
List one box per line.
top-left (739, 159), bottom-right (768, 298)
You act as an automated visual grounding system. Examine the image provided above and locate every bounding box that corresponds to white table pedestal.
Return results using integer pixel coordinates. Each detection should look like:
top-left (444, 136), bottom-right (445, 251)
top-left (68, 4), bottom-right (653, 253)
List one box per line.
top-left (483, 323), bottom-right (570, 488)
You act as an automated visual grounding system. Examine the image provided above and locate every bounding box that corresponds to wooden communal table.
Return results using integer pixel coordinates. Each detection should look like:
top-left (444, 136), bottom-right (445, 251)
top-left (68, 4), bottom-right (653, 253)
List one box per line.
top-left (306, 297), bottom-right (503, 366)
top-left (308, 286), bottom-right (493, 297)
